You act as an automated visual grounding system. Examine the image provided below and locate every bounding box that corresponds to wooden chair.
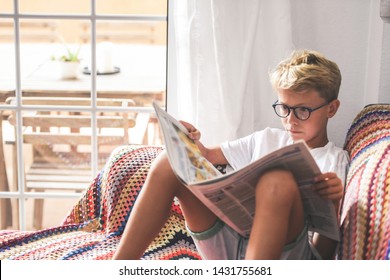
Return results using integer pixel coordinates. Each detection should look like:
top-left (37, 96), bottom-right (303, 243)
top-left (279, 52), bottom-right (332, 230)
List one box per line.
top-left (80, 21), bottom-right (157, 44)
top-left (6, 97), bottom-right (138, 229)
top-left (0, 20), bottom-right (59, 43)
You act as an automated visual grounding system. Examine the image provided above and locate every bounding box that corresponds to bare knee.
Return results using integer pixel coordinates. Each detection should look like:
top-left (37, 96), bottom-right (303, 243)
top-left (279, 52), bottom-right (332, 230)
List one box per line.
top-left (149, 152), bottom-right (217, 231)
top-left (248, 170), bottom-right (305, 258)
top-left (255, 169), bottom-right (305, 237)
top-left (146, 150), bottom-right (182, 189)
top-left (256, 169), bottom-right (299, 202)
top-left (149, 150), bottom-right (172, 175)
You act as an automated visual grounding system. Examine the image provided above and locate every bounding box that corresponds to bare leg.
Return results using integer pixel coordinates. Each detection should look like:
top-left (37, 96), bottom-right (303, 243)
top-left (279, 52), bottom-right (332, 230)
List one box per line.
top-left (245, 169), bottom-right (305, 259)
top-left (112, 151), bottom-right (217, 260)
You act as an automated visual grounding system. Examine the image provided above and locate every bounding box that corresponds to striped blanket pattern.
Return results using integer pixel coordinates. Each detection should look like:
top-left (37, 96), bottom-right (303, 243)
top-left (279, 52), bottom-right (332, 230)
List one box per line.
top-left (339, 104), bottom-right (390, 260)
top-left (0, 146), bottom-right (201, 260)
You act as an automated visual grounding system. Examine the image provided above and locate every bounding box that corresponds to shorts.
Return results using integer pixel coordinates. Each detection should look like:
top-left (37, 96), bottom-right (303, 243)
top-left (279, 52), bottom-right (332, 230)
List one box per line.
top-left (187, 219), bottom-right (321, 260)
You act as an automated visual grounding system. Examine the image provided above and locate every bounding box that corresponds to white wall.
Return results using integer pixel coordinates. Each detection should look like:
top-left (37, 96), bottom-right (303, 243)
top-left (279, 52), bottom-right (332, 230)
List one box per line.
top-left (379, 23), bottom-right (390, 100)
top-left (289, 0), bottom-right (388, 146)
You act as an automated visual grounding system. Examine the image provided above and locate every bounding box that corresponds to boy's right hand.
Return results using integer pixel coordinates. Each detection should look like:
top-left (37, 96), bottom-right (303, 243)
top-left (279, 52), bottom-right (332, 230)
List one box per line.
top-left (179, 120), bottom-right (201, 141)
top-left (179, 120), bottom-right (228, 165)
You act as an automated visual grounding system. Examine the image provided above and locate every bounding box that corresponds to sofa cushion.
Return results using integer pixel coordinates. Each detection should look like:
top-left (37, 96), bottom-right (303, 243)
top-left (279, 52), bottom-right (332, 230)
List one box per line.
top-left (339, 104), bottom-right (390, 259)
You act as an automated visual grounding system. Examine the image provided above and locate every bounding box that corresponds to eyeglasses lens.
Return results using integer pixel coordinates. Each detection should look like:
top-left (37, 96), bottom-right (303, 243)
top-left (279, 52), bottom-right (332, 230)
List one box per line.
top-left (274, 104), bottom-right (289, 117)
top-left (295, 108), bottom-right (310, 120)
top-left (274, 104), bottom-right (310, 120)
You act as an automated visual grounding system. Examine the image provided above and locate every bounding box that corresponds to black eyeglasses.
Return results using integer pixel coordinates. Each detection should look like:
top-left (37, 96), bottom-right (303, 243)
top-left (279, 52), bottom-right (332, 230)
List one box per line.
top-left (272, 100), bottom-right (330, 121)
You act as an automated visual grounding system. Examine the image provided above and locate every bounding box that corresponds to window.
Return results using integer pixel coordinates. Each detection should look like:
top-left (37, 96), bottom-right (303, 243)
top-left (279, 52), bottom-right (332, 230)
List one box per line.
top-left (0, 0), bottom-right (167, 230)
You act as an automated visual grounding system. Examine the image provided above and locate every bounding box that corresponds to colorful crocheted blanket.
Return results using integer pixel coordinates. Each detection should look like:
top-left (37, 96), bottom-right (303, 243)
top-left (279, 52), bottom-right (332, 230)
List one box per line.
top-left (339, 104), bottom-right (390, 260)
top-left (0, 146), bottom-right (201, 260)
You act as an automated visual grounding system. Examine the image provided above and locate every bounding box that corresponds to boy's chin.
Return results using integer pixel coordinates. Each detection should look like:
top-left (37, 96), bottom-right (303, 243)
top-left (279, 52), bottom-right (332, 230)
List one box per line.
top-left (289, 133), bottom-right (305, 143)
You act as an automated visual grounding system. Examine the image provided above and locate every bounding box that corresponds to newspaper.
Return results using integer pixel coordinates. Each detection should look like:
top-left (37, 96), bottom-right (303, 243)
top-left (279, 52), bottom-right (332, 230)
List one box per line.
top-left (153, 103), bottom-right (340, 241)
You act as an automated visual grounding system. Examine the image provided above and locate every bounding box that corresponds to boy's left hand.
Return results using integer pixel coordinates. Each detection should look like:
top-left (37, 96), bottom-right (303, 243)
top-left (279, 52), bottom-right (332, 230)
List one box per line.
top-left (312, 172), bottom-right (344, 205)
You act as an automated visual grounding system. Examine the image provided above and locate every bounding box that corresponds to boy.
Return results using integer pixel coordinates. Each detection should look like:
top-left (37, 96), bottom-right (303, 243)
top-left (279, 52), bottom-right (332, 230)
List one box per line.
top-left (113, 50), bottom-right (349, 260)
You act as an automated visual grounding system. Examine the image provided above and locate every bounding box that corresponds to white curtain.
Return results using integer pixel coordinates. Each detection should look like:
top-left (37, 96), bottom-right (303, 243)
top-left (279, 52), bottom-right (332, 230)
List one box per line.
top-left (168, 0), bottom-right (294, 146)
top-left (167, 0), bottom-right (388, 147)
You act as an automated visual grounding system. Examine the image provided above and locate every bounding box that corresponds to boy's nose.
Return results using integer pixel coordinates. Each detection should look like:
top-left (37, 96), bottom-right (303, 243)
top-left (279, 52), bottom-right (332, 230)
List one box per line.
top-left (286, 111), bottom-right (299, 124)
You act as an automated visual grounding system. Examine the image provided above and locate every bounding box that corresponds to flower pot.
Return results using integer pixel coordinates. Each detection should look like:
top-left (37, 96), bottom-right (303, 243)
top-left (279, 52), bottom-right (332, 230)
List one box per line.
top-left (59, 61), bottom-right (80, 79)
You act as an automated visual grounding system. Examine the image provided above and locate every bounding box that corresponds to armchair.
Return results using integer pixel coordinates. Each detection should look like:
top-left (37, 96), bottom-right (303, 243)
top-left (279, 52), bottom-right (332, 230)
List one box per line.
top-left (0, 104), bottom-right (389, 260)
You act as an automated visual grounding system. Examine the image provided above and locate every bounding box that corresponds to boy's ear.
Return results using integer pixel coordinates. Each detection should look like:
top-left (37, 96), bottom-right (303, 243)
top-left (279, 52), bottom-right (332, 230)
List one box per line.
top-left (327, 99), bottom-right (340, 118)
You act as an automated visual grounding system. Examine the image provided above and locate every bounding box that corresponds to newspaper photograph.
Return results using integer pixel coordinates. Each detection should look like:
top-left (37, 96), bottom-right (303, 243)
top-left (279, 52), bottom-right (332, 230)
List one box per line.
top-left (153, 102), bottom-right (340, 240)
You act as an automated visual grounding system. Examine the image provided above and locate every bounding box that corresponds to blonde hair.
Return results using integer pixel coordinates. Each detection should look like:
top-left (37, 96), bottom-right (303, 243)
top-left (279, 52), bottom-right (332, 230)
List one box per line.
top-left (269, 50), bottom-right (341, 101)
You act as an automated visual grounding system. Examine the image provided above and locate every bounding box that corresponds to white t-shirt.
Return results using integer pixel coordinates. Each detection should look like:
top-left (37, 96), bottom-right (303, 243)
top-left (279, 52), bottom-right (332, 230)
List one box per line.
top-left (220, 127), bottom-right (349, 184)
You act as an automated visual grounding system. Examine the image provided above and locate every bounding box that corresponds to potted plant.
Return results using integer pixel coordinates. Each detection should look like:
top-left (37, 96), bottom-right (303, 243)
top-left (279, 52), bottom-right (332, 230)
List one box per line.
top-left (52, 44), bottom-right (81, 79)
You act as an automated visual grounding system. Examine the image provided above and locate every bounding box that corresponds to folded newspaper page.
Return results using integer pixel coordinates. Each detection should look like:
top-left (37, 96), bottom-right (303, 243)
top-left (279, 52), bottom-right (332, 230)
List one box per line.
top-left (153, 103), bottom-right (340, 241)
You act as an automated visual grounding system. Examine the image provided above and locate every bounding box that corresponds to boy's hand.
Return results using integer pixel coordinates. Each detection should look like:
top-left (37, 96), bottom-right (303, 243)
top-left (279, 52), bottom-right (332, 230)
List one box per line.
top-left (312, 172), bottom-right (344, 206)
top-left (179, 121), bottom-right (201, 141)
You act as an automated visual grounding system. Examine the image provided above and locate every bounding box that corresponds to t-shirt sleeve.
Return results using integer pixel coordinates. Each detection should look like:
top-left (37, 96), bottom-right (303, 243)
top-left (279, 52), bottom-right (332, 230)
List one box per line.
top-left (220, 133), bottom-right (255, 170)
top-left (220, 128), bottom-right (291, 171)
top-left (311, 143), bottom-right (350, 187)
top-left (329, 150), bottom-right (350, 187)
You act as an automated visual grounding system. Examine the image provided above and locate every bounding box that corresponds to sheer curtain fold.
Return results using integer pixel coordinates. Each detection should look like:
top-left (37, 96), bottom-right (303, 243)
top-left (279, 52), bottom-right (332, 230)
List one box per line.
top-left (169, 0), bottom-right (387, 147)
top-left (170, 0), bottom-right (294, 146)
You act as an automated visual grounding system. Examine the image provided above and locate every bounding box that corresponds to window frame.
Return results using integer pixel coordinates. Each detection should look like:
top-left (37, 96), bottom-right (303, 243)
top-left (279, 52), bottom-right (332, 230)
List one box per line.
top-left (0, 0), bottom-right (167, 230)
